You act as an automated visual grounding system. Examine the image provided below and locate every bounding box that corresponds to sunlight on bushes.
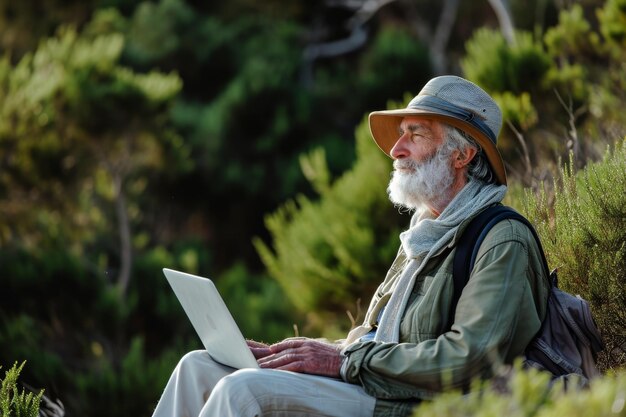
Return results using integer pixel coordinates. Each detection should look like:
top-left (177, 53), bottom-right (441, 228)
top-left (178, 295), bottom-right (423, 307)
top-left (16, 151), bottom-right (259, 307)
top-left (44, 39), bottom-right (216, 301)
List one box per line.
top-left (519, 139), bottom-right (626, 371)
top-left (412, 362), bottom-right (626, 417)
top-left (0, 362), bottom-right (43, 417)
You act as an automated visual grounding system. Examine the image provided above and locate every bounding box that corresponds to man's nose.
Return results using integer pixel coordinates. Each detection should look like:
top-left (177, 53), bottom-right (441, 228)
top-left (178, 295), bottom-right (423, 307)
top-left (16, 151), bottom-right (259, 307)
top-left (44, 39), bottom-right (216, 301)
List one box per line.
top-left (390, 134), bottom-right (410, 159)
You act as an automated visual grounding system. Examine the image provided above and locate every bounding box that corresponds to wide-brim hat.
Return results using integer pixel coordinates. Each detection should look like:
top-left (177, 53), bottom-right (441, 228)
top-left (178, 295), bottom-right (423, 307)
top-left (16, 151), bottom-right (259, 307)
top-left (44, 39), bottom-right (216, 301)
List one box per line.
top-left (369, 75), bottom-right (507, 185)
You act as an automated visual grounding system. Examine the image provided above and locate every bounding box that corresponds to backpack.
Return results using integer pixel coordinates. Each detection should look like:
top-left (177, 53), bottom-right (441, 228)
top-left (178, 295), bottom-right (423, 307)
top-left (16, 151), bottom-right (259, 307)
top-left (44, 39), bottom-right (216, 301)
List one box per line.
top-left (452, 205), bottom-right (604, 384)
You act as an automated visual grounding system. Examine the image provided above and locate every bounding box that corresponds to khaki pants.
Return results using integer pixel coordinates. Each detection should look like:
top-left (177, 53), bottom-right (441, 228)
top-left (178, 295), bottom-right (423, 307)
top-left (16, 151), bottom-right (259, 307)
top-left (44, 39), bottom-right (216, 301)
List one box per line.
top-left (151, 350), bottom-right (376, 417)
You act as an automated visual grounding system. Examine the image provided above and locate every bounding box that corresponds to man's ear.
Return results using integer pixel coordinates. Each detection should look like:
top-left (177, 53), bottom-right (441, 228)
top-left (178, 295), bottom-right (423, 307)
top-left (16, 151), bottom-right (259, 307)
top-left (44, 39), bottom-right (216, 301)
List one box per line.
top-left (453, 147), bottom-right (478, 169)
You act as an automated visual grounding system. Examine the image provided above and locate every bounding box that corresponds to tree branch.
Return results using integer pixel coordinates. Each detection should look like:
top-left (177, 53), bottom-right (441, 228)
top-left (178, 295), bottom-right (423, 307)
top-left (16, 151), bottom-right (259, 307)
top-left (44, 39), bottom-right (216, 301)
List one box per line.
top-left (301, 0), bottom-right (401, 86)
top-left (487, 0), bottom-right (516, 45)
top-left (113, 171), bottom-right (132, 299)
top-left (431, 0), bottom-right (460, 74)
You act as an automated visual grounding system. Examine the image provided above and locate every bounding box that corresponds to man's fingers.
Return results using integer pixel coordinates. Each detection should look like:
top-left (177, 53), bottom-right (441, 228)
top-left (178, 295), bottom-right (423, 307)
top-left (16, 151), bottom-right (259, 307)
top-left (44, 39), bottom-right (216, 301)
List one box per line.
top-left (253, 338), bottom-right (341, 377)
top-left (258, 350), bottom-right (299, 368)
top-left (247, 340), bottom-right (271, 359)
top-left (250, 347), bottom-right (271, 359)
top-left (246, 340), bottom-right (269, 348)
top-left (269, 339), bottom-right (306, 353)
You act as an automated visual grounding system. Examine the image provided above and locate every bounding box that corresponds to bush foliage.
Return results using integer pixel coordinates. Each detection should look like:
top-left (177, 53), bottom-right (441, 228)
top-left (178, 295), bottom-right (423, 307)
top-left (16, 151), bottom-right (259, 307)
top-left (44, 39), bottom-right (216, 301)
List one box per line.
top-left (0, 362), bottom-right (43, 417)
top-left (521, 140), bottom-right (626, 371)
top-left (412, 362), bottom-right (626, 417)
top-left (254, 116), bottom-right (407, 337)
top-left (462, 0), bottom-right (626, 183)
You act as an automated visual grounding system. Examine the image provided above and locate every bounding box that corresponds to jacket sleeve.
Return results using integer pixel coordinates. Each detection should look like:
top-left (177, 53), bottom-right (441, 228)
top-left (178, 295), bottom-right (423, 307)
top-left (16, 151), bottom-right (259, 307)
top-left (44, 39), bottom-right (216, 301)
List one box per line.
top-left (341, 220), bottom-right (548, 399)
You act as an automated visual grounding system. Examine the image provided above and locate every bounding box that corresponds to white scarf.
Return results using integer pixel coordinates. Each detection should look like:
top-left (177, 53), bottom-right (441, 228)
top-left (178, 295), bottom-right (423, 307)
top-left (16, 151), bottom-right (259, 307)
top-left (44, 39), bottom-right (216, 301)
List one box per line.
top-left (374, 179), bottom-right (507, 342)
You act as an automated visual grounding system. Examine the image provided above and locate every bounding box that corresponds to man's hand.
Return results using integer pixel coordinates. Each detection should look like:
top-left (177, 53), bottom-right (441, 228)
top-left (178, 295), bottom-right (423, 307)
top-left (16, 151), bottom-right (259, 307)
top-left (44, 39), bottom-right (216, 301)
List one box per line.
top-left (247, 340), bottom-right (271, 359)
top-left (256, 338), bottom-right (343, 378)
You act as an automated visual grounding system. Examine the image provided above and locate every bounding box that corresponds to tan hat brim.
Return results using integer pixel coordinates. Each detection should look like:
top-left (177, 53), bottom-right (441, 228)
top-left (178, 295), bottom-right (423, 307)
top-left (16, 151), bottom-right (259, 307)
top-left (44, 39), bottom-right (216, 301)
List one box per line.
top-left (369, 109), bottom-right (507, 185)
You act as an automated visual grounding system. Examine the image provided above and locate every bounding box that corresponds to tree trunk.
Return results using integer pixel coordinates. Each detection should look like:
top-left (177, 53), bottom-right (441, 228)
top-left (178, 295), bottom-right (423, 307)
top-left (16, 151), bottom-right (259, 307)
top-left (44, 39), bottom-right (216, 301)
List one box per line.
top-left (431, 0), bottom-right (460, 74)
top-left (113, 172), bottom-right (132, 298)
top-left (487, 0), bottom-right (516, 45)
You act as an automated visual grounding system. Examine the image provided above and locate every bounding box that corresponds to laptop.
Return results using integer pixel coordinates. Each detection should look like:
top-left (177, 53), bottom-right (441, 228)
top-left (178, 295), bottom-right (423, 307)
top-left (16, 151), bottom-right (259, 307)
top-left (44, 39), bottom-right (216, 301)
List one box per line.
top-left (163, 268), bottom-right (259, 369)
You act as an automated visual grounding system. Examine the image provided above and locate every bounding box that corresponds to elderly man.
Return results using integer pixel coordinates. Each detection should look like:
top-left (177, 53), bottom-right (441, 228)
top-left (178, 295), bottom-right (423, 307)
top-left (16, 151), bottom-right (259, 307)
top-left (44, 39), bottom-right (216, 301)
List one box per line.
top-left (152, 76), bottom-right (549, 417)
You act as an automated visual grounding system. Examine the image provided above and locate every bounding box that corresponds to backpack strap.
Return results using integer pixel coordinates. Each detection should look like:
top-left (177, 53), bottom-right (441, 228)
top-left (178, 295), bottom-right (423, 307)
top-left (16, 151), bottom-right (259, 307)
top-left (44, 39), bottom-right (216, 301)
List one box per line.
top-left (449, 205), bottom-right (550, 331)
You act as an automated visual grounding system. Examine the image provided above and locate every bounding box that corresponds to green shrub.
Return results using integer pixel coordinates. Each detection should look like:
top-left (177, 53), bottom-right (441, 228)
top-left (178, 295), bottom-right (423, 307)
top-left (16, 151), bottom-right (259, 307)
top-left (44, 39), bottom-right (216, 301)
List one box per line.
top-left (543, 4), bottom-right (593, 101)
top-left (216, 262), bottom-right (298, 343)
top-left (462, 29), bottom-right (551, 95)
top-left (0, 315), bottom-right (64, 391)
top-left (521, 139), bottom-right (626, 371)
top-left (412, 362), bottom-right (626, 417)
top-left (72, 337), bottom-right (182, 417)
top-left (0, 362), bottom-right (43, 417)
top-left (0, 243), bottom-right (205, 417)
top-left (462, 1), bottom-right (626, 183)
top-left (254, 116), bottom-right (406, 337)
top-left (358, 26), bottom-right (432, 110)
top-left (461, 28), bottom-right (553, 167)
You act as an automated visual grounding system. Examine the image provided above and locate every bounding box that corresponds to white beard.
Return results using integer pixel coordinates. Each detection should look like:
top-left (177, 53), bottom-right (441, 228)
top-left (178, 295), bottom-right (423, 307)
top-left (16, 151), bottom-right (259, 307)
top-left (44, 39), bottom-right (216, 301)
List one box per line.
top-left (387, 146), bottom-right (455, 212)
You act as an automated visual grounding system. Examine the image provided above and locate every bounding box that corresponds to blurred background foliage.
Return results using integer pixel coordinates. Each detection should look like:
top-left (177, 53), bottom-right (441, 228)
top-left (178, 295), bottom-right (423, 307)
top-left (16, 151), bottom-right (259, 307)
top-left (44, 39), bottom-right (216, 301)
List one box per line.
top-left (0, 0), bottom-right (624, 416)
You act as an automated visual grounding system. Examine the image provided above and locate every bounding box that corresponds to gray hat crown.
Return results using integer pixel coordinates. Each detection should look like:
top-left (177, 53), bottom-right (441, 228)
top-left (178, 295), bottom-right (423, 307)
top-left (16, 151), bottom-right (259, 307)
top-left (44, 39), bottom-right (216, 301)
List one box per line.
top-left (410, 75), bottom-right (502, 143)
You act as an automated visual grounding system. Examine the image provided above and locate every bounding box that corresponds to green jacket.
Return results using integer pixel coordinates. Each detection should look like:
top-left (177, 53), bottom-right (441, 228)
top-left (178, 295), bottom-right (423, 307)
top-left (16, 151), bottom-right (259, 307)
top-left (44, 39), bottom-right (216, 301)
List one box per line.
top-left (341, 215), bottom-right (550, 417)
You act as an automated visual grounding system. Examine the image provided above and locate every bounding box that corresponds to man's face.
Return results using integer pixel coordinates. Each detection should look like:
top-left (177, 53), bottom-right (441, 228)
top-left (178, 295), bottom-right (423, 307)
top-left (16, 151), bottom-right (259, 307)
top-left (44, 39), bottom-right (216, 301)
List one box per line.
top-left (387, 117), bottom-right (456, 211)
top-left (390, 117), bottom-right (446, 163)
